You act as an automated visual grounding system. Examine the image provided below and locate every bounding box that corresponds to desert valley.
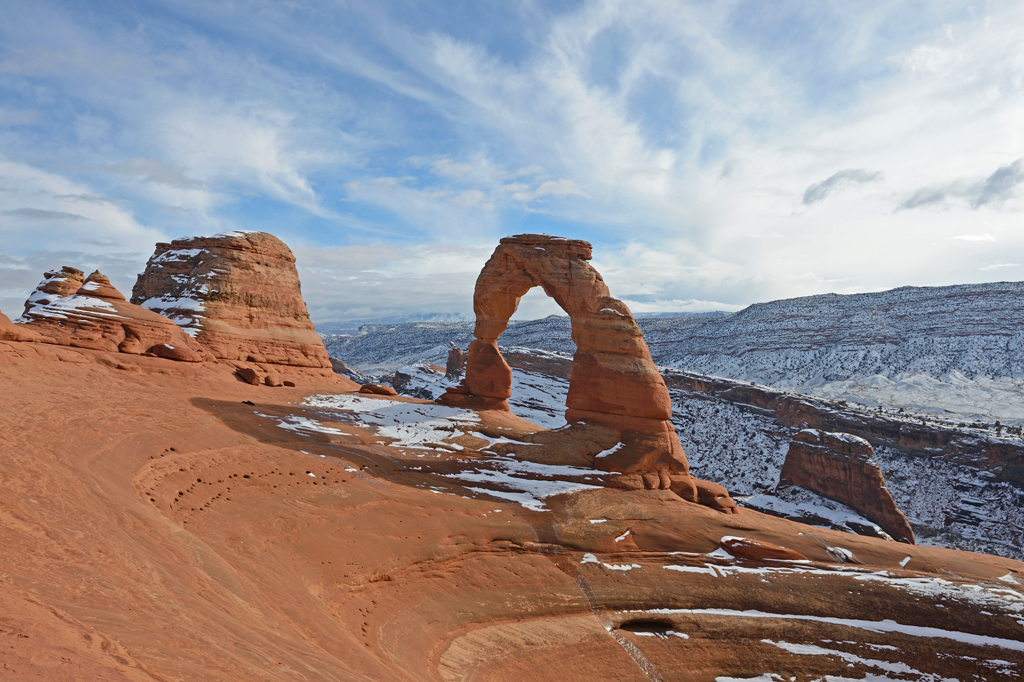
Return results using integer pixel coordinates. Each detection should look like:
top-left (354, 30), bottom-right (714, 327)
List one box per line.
top-left (1, 230), bottom-right (1023, 681)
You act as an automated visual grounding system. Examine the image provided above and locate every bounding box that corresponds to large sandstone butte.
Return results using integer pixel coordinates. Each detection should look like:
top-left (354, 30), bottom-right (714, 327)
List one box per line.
top-left (14, 270), bottom-right (208, 361)
top-left (131, 230), bottom-right (333, 371)
top-left (439, 234), bottom-right (696, 497)
top-left (780, 428), bottom-right (916, 544)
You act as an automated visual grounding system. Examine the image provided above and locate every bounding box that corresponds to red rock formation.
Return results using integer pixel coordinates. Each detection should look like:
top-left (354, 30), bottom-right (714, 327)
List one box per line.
top-left (780, 428), bottom-right (915, 543)
top-left (696, 480), bottom-right (738, 514)
top-left (236, 367), bottom-right (261, 385)
top-left (16, 271), bottom-right (209, 361)
top-left (438, 234), bottom-right (695, 497)
top-left (0, 311), bottom-right (40, 343)
top-left (131, 231), bottom-right (332, 371)
top-left (21, 265), bottom-right (86, 317)
top-left (2, 340), bottom-right (1023, 682)
top-left (445, 342), bottom-right (466, 379)
top-left (360, 383), bottom-right (398, 396)
top-left (721, 536), bottom-right (807, 562)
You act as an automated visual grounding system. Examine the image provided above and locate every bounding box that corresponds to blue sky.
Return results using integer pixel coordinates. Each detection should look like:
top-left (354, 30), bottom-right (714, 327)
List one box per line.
top-left (1, 1), bottom-right (1023, 323)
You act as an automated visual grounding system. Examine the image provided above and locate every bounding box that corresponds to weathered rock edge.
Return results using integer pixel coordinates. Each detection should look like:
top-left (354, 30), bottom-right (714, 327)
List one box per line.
top-left (780, 428), bottom-right (916, 543)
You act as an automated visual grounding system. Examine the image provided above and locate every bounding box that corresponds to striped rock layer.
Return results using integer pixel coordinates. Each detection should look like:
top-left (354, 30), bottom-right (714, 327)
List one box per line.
top-left (131, 231), bottom-right (332, 370)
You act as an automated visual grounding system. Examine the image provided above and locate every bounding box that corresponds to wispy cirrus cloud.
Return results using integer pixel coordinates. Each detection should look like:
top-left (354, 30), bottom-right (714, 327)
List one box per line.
top-left (981, 263), bottom-right (1019, 271)
top-left (2, 207), bottom-right (87, 220)
top-left (802, 169), bottom-right (882, 205)
top-left (1, 1), bottom-right (1024, 322)
top-left (898, 159), bottom-right (1024, 210)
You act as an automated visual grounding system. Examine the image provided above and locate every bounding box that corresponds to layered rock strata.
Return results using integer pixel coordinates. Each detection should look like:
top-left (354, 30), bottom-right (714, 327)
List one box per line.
top-left (16, 271), bottom-right (208, 361)
top-left (779, 429), bottom-right (915, 543)
top-left (21, 265), bottom-right (86, 316)
top-left (438, 234), bottom-right (696, 498)
top-left (131, 231), bottom-right (332, 371)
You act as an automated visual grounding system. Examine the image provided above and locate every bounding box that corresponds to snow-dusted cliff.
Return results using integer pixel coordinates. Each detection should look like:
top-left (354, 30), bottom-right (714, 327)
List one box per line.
top-left (324, 281), bottom-right (1024, 423)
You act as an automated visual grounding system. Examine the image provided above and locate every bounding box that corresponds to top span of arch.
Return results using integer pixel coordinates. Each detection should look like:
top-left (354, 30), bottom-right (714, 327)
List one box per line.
top-left (471, 234), bottom-right (610, 342)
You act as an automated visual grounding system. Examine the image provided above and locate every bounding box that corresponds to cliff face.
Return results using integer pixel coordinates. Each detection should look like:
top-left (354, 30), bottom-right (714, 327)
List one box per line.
top-left (131, 231), bottom-right (332, 370)
top-left (661, 368), bottom-right (1024, 485)
top-left (779, 429), bottom-right (915, 543)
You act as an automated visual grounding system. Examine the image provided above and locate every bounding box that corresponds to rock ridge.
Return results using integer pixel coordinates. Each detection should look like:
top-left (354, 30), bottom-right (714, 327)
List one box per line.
top-left (13, 269), bottom-right (209, 361)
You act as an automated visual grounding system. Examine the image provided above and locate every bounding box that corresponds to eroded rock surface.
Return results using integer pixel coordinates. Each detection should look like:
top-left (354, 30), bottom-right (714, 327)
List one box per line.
top-left (16, 271), bottom-right (208, 361)
top-left (438, 234), bottom-right (695, 498)
top-left (131, 230), bottom-right (332, 371)
top-left (445, 342), bottom-right (465, 379)
top-left (21, 265), bottom-right (86, 317)
top-left (780, 428), bottom-right (915, 543)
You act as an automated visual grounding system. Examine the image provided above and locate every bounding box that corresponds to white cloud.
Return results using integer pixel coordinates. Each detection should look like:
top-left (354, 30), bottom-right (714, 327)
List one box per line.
top-left (293, 242), bottom-right (494, 323)
top-left (981, 263), bottom-right (1019, 271)
top-left (4, 1), bottom-right (1024, 322)
top-left (0, 156), bottom-right (164, 315)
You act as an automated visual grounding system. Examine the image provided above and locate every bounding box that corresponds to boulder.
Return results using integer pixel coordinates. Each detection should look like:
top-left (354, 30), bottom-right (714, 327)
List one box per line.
top-left (721, 537), bottom-right (807, 562)
top-left (695, 479), bottom-right (738, 514)
top-left (265, 373), bottom-right (283, 387)
top-left (360, 383), bottom-right (398, 397)
top-left (437, 234), bottom-right (696, 497)
top-left (236, 367), bottom-right (261, 385)
top-left (15, 271), bottom-right (209, 362)
top-left (779, 429), bottom-right (915, 543)
top-left (283, 380), bottom-right (296, 387)
top-left (330, 357), bottom-right (365, 382)
top-left (130, 231), bottom-right (333, 371)
top-left (148, 343), bottom-right (204, 363)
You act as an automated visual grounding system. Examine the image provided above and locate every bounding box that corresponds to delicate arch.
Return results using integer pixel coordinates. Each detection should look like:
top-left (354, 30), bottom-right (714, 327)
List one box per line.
top-left (439, 234), bottom-right (688, 478)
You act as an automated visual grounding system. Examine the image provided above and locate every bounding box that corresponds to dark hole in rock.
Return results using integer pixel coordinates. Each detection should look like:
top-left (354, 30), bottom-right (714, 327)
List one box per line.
top-left (618, 619), bottom-right (674, 634)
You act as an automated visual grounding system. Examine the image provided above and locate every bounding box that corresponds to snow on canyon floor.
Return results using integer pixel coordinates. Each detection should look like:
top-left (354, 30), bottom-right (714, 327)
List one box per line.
top-left (339, 361), bottom-right (1024, 562)
top-left (255, 393), bottom-right (604, 512)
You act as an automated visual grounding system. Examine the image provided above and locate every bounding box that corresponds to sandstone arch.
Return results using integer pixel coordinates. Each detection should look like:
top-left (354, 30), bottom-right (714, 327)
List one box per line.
top-left (439, 234), bottom-right (697, 498)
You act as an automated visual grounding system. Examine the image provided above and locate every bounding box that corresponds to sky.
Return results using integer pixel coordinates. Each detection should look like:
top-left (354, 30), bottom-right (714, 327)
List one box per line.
top-left (1, 1), bottom-right (1023, 324)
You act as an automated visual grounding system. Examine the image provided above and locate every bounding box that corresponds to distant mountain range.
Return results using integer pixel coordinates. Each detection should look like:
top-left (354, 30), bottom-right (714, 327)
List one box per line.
top-left (314, 310), bottom-right (728, 335)
top-left (323, 281), bottom-right (1024, 424)
top-left (315, 312), bottom-right (474, 335)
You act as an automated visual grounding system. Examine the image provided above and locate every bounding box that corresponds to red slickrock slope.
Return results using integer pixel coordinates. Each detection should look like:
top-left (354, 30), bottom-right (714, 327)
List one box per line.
top-left (0, 340), bottom-right (1022, 681)
top-left (439, 234), bottom-right (696, 500)
top-left (130, 230), bottom-right (333, 371)
top-left (780, 428), bottom-right (916, 543)
top-left (15, 270), bottom-right (209, 361)
top-left (1, 311), bottom-right (39, 342)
